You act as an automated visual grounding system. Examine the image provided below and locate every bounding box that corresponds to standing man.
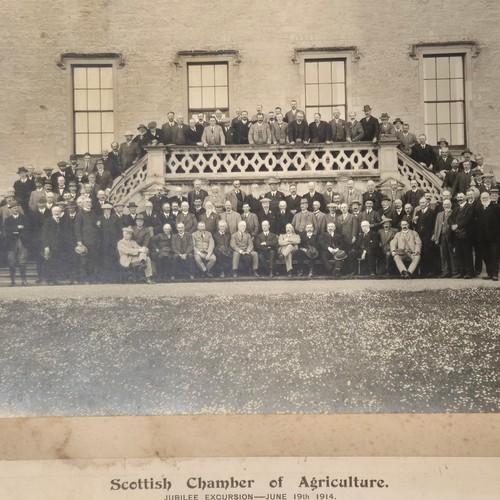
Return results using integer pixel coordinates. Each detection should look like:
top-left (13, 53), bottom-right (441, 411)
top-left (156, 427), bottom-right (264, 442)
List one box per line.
top-left (360, 105), bottom-right (380, 143)
top-left (411, 134), bottom-right (437, 171)
top-left (284, 99), bottom-right (304, 123)
top-left (432, 198), bottom-right (456, 278)
top-left (118, 131), bottom-right (141, 172)
top-left (41, 206), bottom-right (65, 285)
top-left (201, 115), bottom-right (226, 146)
top-left (161, 111), bottom-right (176, 145)
top-left (328, 109), bottom-right (348, 142)
top-left (254, 220), bottom-right (279, 277)
top-left (288, 111), bottom-right (309, 145)
top-left (309, 112), bottom-right (330, 143)
top-left (248, 113), bottom-right (272, 144)
top-left (449, 192), bottom-right (474, 279)
top-left (225, 180), bottom-right (246, 214)
top-left (345, 112), bottom-right (364, 142)
top-left (4, 201), bottom-right (29, 286)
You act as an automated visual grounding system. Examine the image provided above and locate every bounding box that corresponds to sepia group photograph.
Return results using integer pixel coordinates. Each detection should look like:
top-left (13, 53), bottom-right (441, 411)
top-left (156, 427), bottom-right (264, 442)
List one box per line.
top-left (0, 0), bottom-right (499, 476)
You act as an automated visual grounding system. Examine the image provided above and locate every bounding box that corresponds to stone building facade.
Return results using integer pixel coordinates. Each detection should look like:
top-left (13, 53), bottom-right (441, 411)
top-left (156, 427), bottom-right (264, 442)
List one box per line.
top-left (1, 0), bottom-right (499, 191)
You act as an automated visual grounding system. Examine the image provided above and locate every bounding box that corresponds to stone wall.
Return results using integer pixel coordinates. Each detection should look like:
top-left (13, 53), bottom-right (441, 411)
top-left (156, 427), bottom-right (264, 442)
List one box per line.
top-left (0, 0), bottom-right (499, 192)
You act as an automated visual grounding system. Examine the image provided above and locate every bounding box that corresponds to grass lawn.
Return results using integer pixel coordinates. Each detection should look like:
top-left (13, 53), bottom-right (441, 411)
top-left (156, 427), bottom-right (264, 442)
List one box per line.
top-left (1, 288), bottom-right (499, 416)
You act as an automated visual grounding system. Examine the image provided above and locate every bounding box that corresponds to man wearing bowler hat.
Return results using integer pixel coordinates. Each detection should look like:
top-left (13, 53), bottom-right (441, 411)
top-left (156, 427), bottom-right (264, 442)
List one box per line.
top-left (4, 200), bottom-right (29, 286)
top-left (360, 105), bottom-right (380, 143)
top-left (14, 166), bottom-right (34, 212)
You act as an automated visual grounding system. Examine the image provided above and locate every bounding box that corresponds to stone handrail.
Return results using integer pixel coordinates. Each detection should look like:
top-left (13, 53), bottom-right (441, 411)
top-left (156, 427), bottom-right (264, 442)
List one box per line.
top-left (164, 143), bottom-right (380, 181)
top-left (397, 150), bottom-right (443, 199)
top-left (107, 154), bottom-right (149, 206)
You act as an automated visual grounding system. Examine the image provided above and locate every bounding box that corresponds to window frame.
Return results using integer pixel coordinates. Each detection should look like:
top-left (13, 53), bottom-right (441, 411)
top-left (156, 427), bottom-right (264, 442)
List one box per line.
top-left (412, 43), bottom-right (478, 149)
top-left (186, 61), bottom-right (230, 119)
top-left (176, 51), bottom-right (238, 122)
top-left (293, 48), bottom-right (358, 122)
top-left (62, 55), bottom-right (120, 157)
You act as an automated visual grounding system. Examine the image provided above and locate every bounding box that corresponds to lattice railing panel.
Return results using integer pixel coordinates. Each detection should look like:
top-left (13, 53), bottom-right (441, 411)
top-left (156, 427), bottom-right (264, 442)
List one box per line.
top-left (166, 146), bottom-right (379, 175)
top-left (397, 150), bottom-right (443, 199)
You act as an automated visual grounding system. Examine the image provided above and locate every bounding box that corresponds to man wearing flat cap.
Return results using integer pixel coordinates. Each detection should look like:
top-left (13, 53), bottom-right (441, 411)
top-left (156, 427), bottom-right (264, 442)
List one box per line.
top-left (378, 113), bottom-right (396, 140)
top-left (51, 161), bottom-right (76, 190)
top-left (146, 121), bottom-right (162, 145)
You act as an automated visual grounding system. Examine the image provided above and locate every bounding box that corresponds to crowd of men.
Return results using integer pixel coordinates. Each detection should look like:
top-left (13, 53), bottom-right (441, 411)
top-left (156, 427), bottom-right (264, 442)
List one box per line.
top-left (1, 155), bottom-right (499, 284)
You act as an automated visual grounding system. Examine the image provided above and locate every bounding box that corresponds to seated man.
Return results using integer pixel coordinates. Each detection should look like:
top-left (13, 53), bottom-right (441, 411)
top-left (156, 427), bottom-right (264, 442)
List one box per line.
top-left (117, 227), bottom-right (155, 284)
top-left (150, 223), bottom-right (174, 281)
top-left (295, 223), bottom-right (319, 278)
top-left (230, 220), bottom-right (259, 277)
top-left (192, 221), bottom-right (216, 277)
top-left (213, 220), bottom-right (232, 278)
top-left (172, 222), bottom-right (194, 279)
top-left (254, 220), bottom-right (279, 277)
top-left (390, 220), bottom-right (422, 278)
top-left (348, 220), bottom-right (380, 276)
top-left (318, 222), bottom-right (347, 277)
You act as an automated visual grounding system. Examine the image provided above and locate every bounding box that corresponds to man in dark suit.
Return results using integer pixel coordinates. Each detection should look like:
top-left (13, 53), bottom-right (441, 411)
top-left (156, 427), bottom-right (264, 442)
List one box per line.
top-left (169, 186), bottom-right (188, 208)
top-left (146, 121), bottom-right (162, 145)
top-left (309, 112), bottom-right (330, 143)
top-left (27, 198), bottom-right (51, 283)
top-left (285, 183), bottom-right (302, 215)
top-left (41, 206), bottom-right (65, 285)
top-left (442, 159), bottom-right (461, 190)
top-left (451, 162), bottom-right (473, 198)
top-left (360, 105), bottom-right (380, 143)
top-left (4, 201), bottom-right (29, 286)
top-left (360, 200), bottom-right (382, 230)
top-left (288, 112), bottom-right (309, 144)
top-left (150, 223), bottom-right (174, 281)
top-left (411, 134), bottom-right (437, 171)
top-left (318, 222), bottom-right (347, 276)
top-left (221, 118), bottom-right (237, 144)
top-left (413, 197), bottom-right (437, 276)
top-left (403, 179), bottom-right (426, 208)
top-left (296, 223), bottom-right (319, 277)
top-left (263, 177), bottom-right (286, 212)
top-left (459, 148), bottom-right (478, 170)
top-left (157, 202), bottom-right (177, 234)
top-left (74, 197), bottom-right (101, 284)
top-left (142, 200), bottom-right (161, 232)
top-left (186, 118), bottom-right (203, 145)
top-left (94, 160), bottom-right (113, 192)
top-left (449, 192), bottom-right (474, 278)
top-left (349, 220), bottom-right (380, 275)
top-left (257, 198), bottom-right (277, 235)
top-left (362, 180), bottom-right (382, 211)
top-left (478, 192), bottom-right (500, 280)
top-left (275, 200), bottom-right (294, 234)
top-left (434, 148), bottom-right (454, 177)
top-left (432, 198), bottom-right (456, 278)
top-left (172, 116), bottom-right (188, 145)
top-left (254, 220), bottom-right (279, 277)
top-left (329, 109), bottom-right (348, 142)
top-left (233, 111), bottom-right (251, 144)
top-left (102, 149), bottom-right (123, 180)
top-left (213, 219), bottom-right (232, 277)
top-left (99, 203), bottom-right (122, 283)
top-left (303, 182), bottom-right (326, 213)
top-left (284, 100), bottom-right (304, 123)
top-left (14, 166), bottom-right (34, 212)
top-left (118, 132), bottom-right (141, 172)
top-left (132, 124), bottom-right (149, 156)
top-left (161, 112), bottom-right (176, 145)
top-left (187, 179), bottom-right (209, 208)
